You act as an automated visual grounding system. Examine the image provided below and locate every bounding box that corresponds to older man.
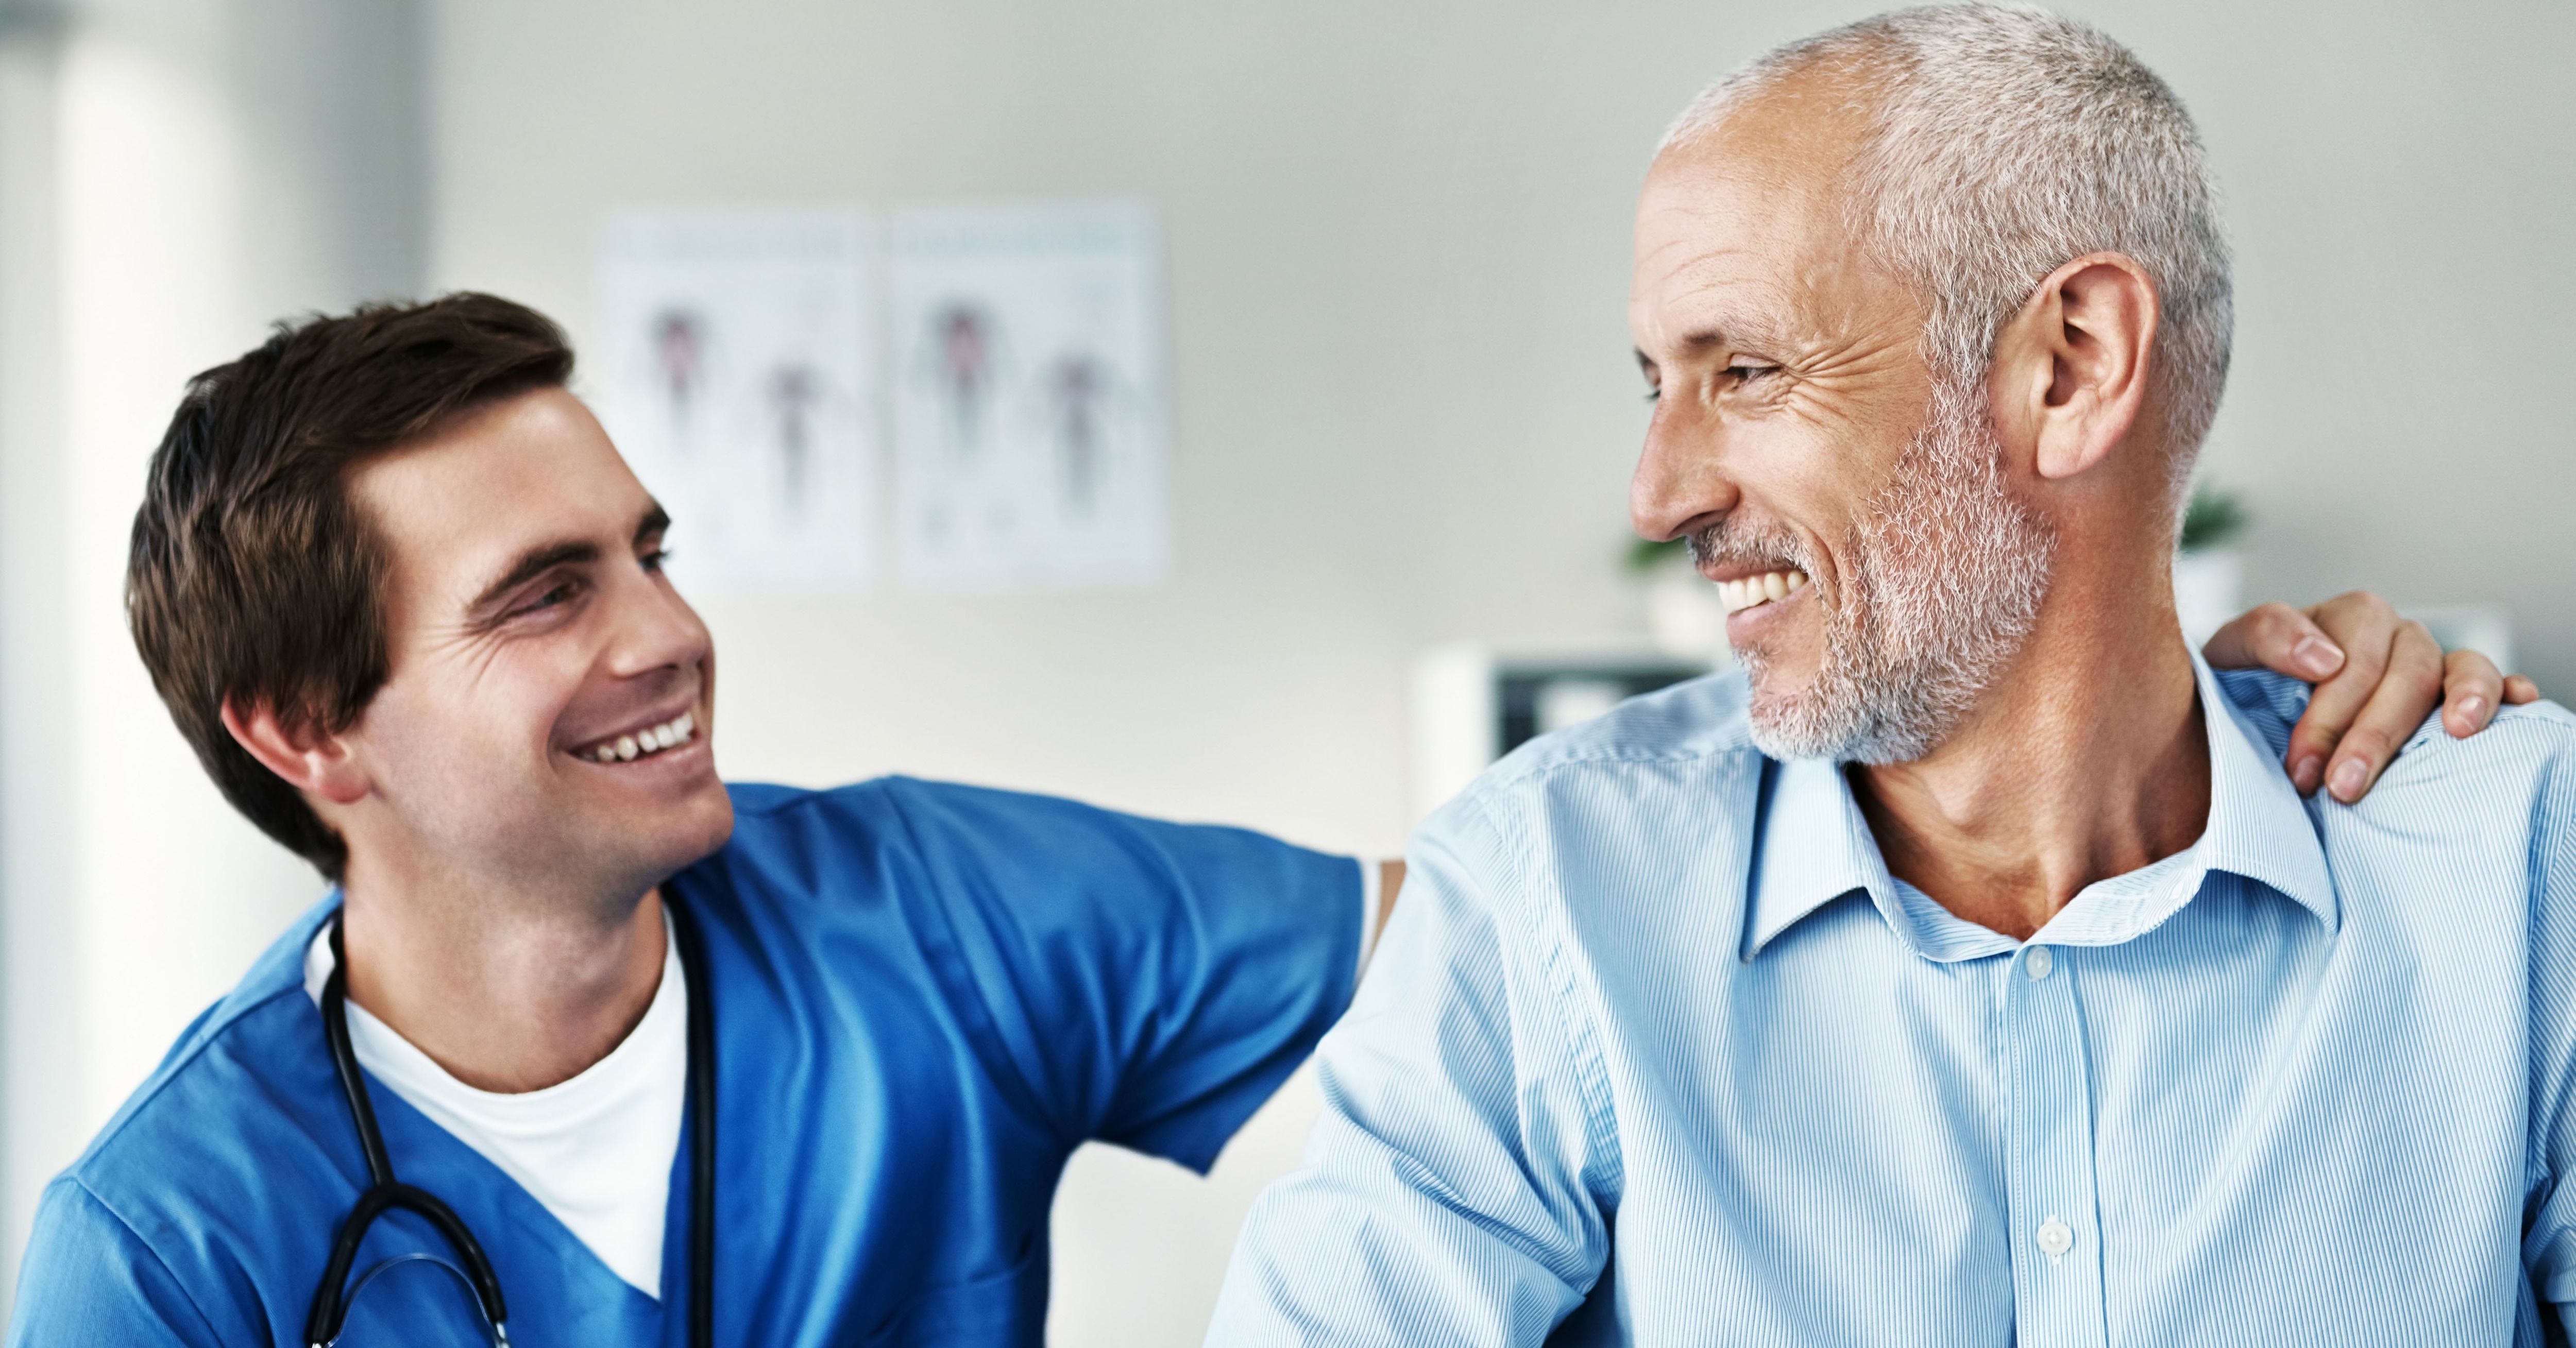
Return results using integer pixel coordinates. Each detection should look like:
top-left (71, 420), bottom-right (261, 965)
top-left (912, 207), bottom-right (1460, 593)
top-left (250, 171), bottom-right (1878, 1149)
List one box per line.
top-left (1211, 6), bottom-right (2575, 1344)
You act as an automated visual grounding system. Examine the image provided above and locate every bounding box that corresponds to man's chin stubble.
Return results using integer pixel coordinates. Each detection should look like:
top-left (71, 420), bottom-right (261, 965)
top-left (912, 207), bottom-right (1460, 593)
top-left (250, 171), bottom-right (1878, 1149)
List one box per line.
top-left (1736, 380), bottom-right (2056, 765)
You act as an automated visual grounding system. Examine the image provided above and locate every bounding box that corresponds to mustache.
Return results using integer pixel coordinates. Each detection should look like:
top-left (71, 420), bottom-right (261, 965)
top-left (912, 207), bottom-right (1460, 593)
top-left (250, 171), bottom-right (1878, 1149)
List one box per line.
top-left (1687, 517), bottom-right (1819, 580)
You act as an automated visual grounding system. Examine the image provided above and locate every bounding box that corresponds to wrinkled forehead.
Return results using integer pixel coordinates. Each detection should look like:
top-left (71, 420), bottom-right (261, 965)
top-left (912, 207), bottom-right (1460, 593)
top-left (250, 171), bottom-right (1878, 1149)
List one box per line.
top-left (1630, 71), bottom-right (1897, 347)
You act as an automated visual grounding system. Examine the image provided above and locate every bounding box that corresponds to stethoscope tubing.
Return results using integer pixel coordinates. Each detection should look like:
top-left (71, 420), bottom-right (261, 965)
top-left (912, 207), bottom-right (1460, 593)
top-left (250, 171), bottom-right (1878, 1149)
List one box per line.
top-left (306, 901), bottom-right (715, 1348)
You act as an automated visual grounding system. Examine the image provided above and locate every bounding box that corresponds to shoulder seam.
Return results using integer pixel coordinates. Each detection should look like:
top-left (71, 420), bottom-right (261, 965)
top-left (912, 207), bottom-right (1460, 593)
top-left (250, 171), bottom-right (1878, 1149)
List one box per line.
top-left (2404, 702), bottom-right (2576, 756)
top-left (867, 781), bottom-right (1069, 1148)
top-left (1471, 741), bottom-right (1767, 803)
top-left (2498, 704), bottom-right (2576, 738)
top-left (1462, 792), bottom-right (1629, 1210)
top-left (71, 983), bottom-right (307, 1166)
top-left (727, 779), bottom-right (840, 819)
top-left (58, 1175), bottom-right (227, 1341)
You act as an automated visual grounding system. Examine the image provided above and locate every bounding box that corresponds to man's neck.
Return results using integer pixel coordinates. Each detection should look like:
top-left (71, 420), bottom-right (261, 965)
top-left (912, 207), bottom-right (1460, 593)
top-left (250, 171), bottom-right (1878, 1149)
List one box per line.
top-left (337, 866), bottom-right (667, 1094)
top-left (1848, 573), bottom-right (2211, 942)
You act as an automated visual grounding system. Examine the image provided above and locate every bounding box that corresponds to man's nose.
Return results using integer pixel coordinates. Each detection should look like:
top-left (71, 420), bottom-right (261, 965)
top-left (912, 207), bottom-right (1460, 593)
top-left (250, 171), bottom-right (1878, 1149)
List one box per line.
top-left (605, 564), bottom-right (711, 678)
top-left (1630, 401), bottom-right (1741, 543)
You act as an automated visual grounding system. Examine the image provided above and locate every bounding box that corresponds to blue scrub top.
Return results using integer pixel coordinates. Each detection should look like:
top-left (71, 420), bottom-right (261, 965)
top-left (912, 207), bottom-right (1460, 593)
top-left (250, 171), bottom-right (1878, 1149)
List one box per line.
top-left (5, 778), bottom-right (1362, 1345)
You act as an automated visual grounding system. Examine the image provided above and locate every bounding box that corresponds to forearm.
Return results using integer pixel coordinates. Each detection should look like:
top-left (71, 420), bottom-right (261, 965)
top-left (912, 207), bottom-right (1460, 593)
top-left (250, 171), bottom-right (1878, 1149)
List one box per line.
top-left (1368, 860), bottom-right (1403, 965)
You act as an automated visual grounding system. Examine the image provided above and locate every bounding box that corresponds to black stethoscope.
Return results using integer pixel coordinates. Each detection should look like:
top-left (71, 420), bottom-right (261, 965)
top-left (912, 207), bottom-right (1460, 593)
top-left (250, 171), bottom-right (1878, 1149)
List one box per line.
top-left (304, 900), bottom-right (718, 1348)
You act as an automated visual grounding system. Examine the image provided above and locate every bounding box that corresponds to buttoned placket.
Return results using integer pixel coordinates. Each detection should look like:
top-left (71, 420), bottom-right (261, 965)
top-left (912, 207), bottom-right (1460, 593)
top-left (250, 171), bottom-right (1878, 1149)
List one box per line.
top-left (1999, 941), bottom-right (2109, 1347)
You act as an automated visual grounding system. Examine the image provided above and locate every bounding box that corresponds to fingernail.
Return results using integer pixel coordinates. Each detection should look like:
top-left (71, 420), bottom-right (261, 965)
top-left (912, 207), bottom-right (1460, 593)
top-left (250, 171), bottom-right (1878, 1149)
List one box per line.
top-left (2294, 636), bottom-right (2343, 677)
top-left (2329, 757), bottom-right (2367, 803)
top-left (2292, 755), bottom-right (2323, 793)
top-left (2456, 695), bottom-right (2487, 728)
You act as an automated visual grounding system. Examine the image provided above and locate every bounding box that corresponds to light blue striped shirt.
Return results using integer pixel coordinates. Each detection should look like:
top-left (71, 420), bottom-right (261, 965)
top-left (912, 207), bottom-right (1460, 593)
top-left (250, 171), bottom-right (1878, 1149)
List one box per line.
top-left (1212, 654), bottom-right (2576, 1344)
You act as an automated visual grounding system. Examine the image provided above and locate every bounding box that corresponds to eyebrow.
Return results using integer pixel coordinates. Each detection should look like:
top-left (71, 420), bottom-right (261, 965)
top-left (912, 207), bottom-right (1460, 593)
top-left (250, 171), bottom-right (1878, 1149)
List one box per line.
top-left (1637, 317), bottom-right (1799, 373)
top-left (465, 501), bottom-right (672, 617)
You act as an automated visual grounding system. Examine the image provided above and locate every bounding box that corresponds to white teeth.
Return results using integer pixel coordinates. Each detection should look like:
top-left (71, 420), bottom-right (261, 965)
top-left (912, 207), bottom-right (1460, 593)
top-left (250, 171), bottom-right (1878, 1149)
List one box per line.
top-left (1719, 569), bottom-right (1811, 616)
top-left (581, 711), bottom-right (700, 764)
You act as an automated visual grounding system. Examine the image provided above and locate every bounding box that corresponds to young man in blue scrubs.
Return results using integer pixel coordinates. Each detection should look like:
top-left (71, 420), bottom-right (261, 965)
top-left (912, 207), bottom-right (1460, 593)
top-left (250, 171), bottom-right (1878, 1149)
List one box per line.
top-left (3, 294), bottom-right (2514, 1344)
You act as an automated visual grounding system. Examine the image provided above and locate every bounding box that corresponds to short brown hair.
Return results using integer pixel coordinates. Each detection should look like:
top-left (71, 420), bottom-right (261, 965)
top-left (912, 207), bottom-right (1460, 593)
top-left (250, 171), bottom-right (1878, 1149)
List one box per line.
top-left (127, 293), bottom-right (575, 881)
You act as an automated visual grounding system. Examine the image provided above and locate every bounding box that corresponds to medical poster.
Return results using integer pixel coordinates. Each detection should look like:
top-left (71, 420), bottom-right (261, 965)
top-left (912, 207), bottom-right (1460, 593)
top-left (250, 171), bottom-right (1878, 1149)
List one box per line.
top-left (592, 210), bottom-right (878, 594)
top-left (888, 203), bottom-right (1173, 590)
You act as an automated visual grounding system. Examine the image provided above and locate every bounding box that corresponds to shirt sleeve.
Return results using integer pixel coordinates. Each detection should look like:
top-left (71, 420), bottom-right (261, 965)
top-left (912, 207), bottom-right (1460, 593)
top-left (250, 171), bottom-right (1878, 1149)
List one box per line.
top-left (880, 779), bottom-right (1364, 1172)
top-left (2521, 739), bottom-right (2576, 1330)
top-left (6, 1179), bottom-right (226, 1346)
top-left (1207, 791), bottom-right (1615, 1344)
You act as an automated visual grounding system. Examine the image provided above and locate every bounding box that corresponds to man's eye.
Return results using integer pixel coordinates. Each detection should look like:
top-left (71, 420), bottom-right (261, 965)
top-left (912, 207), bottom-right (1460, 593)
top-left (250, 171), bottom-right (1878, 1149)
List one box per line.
top-left (1643, 385), bottom-right (1662, 404)
top-left (642, 548), bottom-right (672, 573)
top-left (1728, 362), bottom-right (1778, 384)
top-left (517, 580), bottom-right (580, 616)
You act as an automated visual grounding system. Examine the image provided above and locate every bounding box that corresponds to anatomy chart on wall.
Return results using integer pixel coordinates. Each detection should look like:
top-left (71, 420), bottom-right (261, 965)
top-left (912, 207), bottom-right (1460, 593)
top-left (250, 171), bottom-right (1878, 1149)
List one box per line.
top-left (888, 203), bottom-right (1172, 590)
top-left (592, 211), bottom-right (878, 594)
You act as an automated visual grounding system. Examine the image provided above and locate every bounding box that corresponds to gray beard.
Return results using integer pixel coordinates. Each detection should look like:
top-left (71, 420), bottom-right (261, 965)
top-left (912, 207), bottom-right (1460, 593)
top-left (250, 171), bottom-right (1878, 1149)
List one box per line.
top-left (1696, 374), bottom-right (2057, 764)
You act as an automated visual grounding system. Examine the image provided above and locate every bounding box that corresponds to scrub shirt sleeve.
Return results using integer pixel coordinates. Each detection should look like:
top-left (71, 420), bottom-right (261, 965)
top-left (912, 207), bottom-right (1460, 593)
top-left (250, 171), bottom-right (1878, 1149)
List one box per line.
top-left (6, 1178), bottom-right (225, 1346)
top-left (882, 779), bottom-right (1364, 1171)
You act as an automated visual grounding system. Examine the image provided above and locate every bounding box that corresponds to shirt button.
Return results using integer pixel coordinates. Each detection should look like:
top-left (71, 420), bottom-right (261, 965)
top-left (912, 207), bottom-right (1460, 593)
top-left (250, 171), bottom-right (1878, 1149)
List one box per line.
top-left (2025, 945), bottom-right (2054, 980)
top-left (2036, 1216), bottom-right (2074, 1260)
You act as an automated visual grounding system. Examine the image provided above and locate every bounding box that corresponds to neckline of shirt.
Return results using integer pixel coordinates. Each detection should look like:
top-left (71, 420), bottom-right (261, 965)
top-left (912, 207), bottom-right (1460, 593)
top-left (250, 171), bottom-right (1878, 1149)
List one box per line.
top-left (1744, 648), bottom-right (2335, 962)
top-left (301, 906), bottom-right (685, 1130)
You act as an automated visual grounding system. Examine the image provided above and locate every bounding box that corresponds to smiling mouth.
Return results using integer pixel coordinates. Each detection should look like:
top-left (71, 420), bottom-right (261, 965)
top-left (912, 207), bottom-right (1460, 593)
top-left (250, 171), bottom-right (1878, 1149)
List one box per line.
top-left (573, 711), bottom-right (698, 764)
top-left (1718, 568), bottom-right (1809, 615)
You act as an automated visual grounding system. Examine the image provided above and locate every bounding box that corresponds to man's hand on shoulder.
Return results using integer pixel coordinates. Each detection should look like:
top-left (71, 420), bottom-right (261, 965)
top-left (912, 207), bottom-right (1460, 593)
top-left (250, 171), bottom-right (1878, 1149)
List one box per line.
top-left (2205, 591), bottom-right (2540, 804)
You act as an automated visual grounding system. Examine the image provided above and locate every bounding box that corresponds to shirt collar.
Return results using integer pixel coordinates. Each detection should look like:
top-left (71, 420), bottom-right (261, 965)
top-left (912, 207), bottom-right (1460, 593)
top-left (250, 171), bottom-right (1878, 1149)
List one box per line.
top-left (1742, 648), bottom-right (2336, 961)
top-left (1742, 755), bottom-right (1894, 961)
top-left (2184, 646), bottom-right (2337, 932)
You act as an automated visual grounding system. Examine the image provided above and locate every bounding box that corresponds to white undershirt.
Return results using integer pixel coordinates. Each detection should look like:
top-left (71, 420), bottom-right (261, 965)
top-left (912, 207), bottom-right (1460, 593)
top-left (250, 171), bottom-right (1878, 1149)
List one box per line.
top-left (302, 911), bottom-right (686, 1299)
top-left (297, 858), bottom-right (1379, 1300)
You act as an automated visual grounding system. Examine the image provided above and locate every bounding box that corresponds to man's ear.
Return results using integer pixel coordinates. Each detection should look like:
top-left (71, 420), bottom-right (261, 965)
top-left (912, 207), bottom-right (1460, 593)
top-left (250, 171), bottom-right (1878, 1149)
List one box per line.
top-left (1996, 251), bottom-right (2158, 482)
top-left (219, 697), bottom-right (370, 806)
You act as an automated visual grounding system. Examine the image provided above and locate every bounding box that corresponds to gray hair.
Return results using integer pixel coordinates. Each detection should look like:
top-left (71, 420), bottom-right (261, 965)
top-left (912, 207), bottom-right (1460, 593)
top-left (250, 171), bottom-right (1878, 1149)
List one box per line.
top-left (1662, 4), bottom-right (2232, 501)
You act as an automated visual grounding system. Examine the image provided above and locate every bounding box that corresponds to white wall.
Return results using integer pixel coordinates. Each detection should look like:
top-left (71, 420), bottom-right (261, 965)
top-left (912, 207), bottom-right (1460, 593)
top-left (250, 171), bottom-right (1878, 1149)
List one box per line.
top-left (0, 0), bottom-right (426, 1301)
top-left (0, 8), bottom-right (78, 1309)
top-left (425, 0), bottom-right (2574, 1342)
top-left (2123, 2), bottom-right (2576, 677)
